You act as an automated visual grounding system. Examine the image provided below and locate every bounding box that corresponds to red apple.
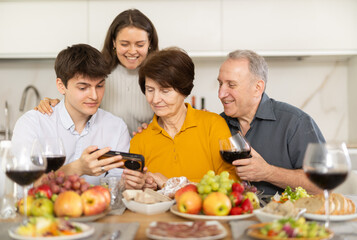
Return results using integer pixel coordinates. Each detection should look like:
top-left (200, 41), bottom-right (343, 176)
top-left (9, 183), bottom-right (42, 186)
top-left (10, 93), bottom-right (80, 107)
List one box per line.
top-left (81, 188), bottom-right (107, 216)
top-left (177, 191), bottom-right (202, 214)
top-left (54, 191), bottom-right (83, 217)
top-left (174, 184), bottom-right (198, 202)
top-left (91, 185), bottom-right (111, 208)
top-left (203, 192), bottom-right (232, 216)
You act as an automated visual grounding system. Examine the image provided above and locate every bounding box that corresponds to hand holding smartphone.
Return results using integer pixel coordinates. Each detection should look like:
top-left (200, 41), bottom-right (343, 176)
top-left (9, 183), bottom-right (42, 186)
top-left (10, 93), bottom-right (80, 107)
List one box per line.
top-left (96, 150), bottom-right (145, 172)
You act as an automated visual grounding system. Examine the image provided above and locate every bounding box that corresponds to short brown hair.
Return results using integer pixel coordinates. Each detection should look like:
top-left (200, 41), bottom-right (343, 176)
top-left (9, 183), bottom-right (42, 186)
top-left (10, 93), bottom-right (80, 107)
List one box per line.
top-left (139, 47), bottom-right (194, 96)
top-left (55, 44), bottom-right (110, 87)
top-left (102, 9), bottom-right (159, 71)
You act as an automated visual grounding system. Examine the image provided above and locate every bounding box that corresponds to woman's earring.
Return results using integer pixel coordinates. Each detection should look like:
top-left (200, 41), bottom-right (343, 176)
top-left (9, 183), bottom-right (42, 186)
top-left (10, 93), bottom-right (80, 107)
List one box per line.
top-left (113, 47), bottom-right (116, 51)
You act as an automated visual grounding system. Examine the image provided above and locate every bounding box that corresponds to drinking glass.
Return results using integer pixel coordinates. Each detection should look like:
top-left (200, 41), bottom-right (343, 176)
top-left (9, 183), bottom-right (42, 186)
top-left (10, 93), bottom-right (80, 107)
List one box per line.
top-left (4, 140), bottom-right (47, 223)
top-left (41, 137), bottom-right (66, 173)
top-left (219, 131), bottom-right (256, 190)
top-left (303, 142), bottom-right (351, 228)
top-left (219, 130), bottom-right (251, 164)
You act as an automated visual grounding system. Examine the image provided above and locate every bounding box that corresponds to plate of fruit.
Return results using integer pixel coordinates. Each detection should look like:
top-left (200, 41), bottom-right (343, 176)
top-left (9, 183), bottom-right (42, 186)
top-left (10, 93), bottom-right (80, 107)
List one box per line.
top-left (18, 171), bottom-right (111, 222)
top-left (170, 171), bottom-right (259, 221)
top-left (8, 216), bottom-right (94, 239)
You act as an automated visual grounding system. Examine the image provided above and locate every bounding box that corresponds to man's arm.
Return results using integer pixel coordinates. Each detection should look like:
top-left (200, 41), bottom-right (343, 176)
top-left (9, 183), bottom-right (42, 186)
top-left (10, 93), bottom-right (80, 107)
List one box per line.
top-left (233, 148), bottom-right (322, 194)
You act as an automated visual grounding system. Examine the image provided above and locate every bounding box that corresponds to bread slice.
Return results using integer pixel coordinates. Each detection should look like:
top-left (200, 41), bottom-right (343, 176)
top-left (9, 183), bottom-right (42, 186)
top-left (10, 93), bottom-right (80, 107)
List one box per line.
top-left (134, 192), bottom-right (157, 204)
top-left (346, 198), bottom-right (356, 214)
top-left (144, 188), bottom-right (172, 202)
top-left (294, 197), bottom-right (325, 214)
top-left (331, 194), bottom-right (341, 215)
top-left (122, 190), bottom-right (143, 201)
top-left (332, 193), bottom-right (348, 215)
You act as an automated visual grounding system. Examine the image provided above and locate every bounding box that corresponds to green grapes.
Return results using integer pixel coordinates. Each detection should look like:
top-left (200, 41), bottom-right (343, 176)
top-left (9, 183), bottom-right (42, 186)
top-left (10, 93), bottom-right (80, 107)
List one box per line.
top-left (197, 170), bottom-right (233, 199)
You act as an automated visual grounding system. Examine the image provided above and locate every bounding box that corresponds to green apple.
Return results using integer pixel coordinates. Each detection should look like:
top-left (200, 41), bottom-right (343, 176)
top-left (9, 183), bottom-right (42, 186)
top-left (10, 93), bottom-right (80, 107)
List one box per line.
top-left (30, 198), bottom-right (54, 217)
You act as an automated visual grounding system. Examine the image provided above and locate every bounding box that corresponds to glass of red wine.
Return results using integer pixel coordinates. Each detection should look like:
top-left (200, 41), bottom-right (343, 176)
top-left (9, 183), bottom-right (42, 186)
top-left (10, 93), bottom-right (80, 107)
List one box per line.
top-left (5, 140), bottom-right (47, 223)
top-left (41, 137), bottom-right (66, 173)
top-left (219, 131), bottom-right (251, 164)
top-left (303, 142), bottom-right (351, 228)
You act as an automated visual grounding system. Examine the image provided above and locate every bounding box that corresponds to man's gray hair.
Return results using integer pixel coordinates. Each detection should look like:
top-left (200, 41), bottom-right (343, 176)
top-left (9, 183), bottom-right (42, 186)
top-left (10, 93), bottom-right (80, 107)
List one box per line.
top-left (228, 50), bottom-right (268, 85)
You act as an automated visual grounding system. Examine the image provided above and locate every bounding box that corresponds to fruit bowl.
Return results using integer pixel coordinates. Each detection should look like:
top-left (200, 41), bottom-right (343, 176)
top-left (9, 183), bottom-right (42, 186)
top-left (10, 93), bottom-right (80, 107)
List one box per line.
top-left (122, 199), bottom-right (175, 215)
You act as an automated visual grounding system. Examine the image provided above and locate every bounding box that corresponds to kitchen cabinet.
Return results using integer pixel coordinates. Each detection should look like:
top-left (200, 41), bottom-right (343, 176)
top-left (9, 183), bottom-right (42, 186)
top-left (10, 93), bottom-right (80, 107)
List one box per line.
top-left (88, 0), bottom-right (221, 52)
top-left (0, 1), bottom-right (88, 58)
top-left (222, 0), bottom-right (357, 53)
top-left (0, 0), bottom-right (356, 58)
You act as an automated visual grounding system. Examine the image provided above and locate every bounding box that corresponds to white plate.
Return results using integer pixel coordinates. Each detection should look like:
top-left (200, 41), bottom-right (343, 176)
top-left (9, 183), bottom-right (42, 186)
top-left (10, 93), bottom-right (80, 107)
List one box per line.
top-left (170, 204), bottom-right (254, 221)
top-left (304, 212), bottom-right (357, 221)
top-left (123, 198), bottom-right (175, 215)
top-left (146, 220), bottom-right (227, 240)
top-left (68, 208), bottom-right (110, 222)
top-left (8, 222), bottom-right (94, 240)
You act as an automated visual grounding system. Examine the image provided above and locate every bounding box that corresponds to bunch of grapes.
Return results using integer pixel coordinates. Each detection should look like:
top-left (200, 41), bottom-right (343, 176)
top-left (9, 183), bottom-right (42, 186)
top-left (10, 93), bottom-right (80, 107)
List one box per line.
top-left (241, 181), bottom-right (258, 194)
top-left (41, 171), bottom-right (91, 195)
top-left (197, 170), bottom-right (235, 198)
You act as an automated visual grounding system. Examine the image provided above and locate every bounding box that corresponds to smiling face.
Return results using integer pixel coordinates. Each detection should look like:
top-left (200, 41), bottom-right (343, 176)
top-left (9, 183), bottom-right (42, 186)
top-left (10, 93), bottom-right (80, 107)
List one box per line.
top-left (57, 75), bottom-right (105, 120)
top-left (145, 78), bottom-right (186, 119)
top-left (218, 59), bottom-right (264, 119)
top-left (113, 26), bottom-right (150, 70)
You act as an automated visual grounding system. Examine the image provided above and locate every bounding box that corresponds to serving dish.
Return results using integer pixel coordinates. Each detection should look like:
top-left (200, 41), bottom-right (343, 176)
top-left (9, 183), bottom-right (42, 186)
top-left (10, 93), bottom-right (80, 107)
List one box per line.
top-left (170, 204), bottom-right (254, 221)
top-left (8, 222), bottom-right (94, 240)
top-left (246, 222), bottom-right (333, 240)
top-left (146, 220), bottom-right (227, 240)
top-left (304, 212), bottom-right (357, 222)
top-left (123, 198), bottom-right (175, 215)
top-left (254, 208), bottom-right (306, 223)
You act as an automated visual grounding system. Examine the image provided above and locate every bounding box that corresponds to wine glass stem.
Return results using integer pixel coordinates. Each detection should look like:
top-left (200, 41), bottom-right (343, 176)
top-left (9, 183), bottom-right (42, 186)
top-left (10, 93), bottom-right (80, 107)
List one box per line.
top-left (23, 186), bottom-right (28, 224)
top-left (324, 189), bottom-right (330, 228)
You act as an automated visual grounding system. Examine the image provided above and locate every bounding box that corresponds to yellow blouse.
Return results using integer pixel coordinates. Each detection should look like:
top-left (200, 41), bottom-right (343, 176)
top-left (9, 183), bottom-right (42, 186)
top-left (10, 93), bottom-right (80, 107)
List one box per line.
top-left (130, 103), bottom-right (238, 183)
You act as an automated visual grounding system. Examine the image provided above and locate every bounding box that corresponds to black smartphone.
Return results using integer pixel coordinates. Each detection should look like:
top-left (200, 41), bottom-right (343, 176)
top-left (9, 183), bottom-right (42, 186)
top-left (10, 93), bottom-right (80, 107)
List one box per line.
top-left (96, 150), bottom-right (145, 172)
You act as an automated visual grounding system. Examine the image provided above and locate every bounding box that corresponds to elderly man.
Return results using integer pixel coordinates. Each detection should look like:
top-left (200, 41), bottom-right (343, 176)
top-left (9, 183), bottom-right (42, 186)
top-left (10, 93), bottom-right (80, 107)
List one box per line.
top-left (218, 49), bottom-right (325, 195)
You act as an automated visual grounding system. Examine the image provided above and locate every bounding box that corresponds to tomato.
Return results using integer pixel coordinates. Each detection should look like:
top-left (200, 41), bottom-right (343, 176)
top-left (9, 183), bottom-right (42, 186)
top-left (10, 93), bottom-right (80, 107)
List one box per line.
top-left (268, 229), bottom-right (277, 236)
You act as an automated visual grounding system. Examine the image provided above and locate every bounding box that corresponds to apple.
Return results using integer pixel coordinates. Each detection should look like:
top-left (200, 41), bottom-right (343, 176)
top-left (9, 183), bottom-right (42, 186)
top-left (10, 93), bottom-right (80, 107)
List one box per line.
top-left (91, 185), bottom-right (111, 208)
top-left (54, 191), bottom-right (83, 217)
top-left (177, 191), bottom-right (202, 214)
top-left (30, 198), bottom-right (54, 217)
top-left (17, 196), bottom-right (35, 216)
top-left (175, 184), bottom-right (198, 202)
top-left (203, 192), bottom-right (232, 216)
top-left (81, 188), bottom-right (107, 216)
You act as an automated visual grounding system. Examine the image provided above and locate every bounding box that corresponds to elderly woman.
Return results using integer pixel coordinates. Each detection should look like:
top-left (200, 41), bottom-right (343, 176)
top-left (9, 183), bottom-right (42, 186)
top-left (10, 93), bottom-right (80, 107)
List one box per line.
top-left (121, 48), bottom-right (237, 190)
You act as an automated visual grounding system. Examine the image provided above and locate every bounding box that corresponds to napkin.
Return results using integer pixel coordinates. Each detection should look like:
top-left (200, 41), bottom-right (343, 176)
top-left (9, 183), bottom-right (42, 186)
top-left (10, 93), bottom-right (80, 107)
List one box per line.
top-left (329, 221), bottom-right (357, 240)
top-left (0, 222), bottom-right (139, 240)
top-left (229, 220), bottom-right (259, 240)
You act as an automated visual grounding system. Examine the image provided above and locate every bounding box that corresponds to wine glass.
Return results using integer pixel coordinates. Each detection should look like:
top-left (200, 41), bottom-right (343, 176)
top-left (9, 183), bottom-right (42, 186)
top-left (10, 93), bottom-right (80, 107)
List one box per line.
top-left (219, 131), bottom-right (255, 190)
top-left (303, 142), bottom-right (351, 228)
top-left (219, 130), bottom-right (251, 164)
top-left (4, 140), bottom-right (47, 223)
top-left (41, 137), bottom-right (66, 173)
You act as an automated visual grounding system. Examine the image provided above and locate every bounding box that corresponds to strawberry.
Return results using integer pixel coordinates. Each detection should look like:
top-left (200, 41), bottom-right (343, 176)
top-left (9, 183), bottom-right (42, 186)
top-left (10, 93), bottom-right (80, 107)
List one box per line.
top-left (229, 191), bottom-right (243, 207)
top-left (230, 206), bottom-right (243, 215)
top-left (241, 198), bottom-right (253, 213)
top-left (232, 182), bottom-right (244, 193)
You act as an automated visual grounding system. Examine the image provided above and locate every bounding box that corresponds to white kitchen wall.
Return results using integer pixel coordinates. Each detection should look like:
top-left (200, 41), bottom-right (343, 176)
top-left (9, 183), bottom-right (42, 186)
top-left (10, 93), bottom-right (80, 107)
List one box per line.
top-left (0, 56), bottom-right (351, 143)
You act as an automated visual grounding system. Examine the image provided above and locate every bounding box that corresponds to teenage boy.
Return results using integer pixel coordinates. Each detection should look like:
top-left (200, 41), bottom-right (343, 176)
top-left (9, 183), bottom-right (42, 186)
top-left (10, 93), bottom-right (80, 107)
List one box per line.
top-left (12, 44), bottom-right (130, 185)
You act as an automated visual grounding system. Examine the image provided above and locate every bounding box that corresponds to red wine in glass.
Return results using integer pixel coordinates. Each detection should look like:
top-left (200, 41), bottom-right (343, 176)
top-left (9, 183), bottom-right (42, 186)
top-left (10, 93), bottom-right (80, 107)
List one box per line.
top-left (303, 142), bottom-right (351, 228)
top-left (45, 155), bottom-right (66, 173)
top-left (220, 149), bottom-right (251, 164)
top-left (219, 131), bottom-right (251, 164)
top-left (41, 137), bottom-right (66, 173)
top-left (6, 170), bottom-right (45, 186)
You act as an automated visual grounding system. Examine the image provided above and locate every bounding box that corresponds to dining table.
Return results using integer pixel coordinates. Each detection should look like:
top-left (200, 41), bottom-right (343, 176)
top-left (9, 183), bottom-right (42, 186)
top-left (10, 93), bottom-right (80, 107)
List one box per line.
top-left (1, 195), bottom-right (357, 239)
